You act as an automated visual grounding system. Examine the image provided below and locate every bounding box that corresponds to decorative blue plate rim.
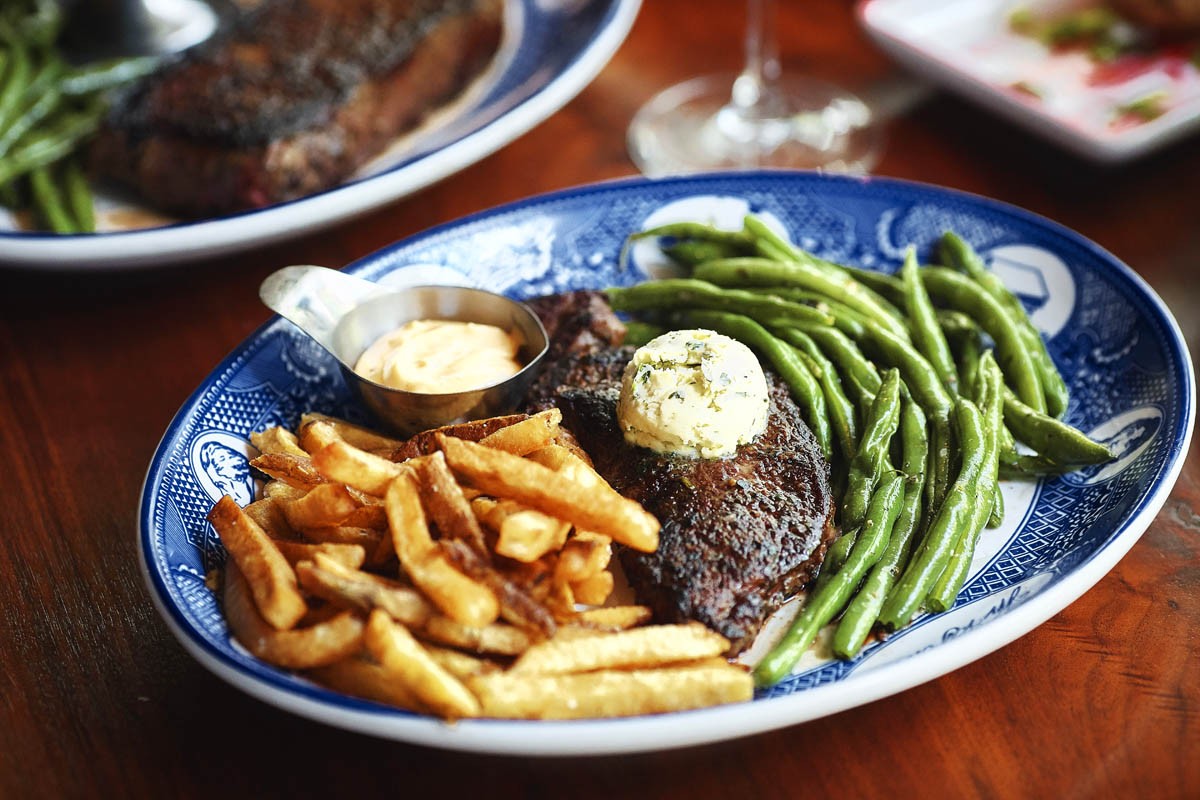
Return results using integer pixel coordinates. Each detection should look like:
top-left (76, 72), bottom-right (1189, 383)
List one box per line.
top-left (1, 0), bottom-right (641, 270)
top-left (139, 170), bottom-right (1195, 756)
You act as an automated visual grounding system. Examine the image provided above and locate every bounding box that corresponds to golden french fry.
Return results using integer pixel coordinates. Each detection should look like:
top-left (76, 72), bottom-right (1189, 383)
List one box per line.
top-left (423, 643), bottom-right (500, 680)
top-left (440, 538), bottom-right (557, 639)
top-left (526, 443), bottom-right (604, 487)
top-left (509, 624), bottom-right (730, 675)
top-left (438, 435), bottom-right (659, 552)
top-left (300, 525), bottom-right (387, 556)
top-left (550, 427), bottom-right (593, 466)
top-left (478, 408), bottom-right (561, 456)
top-left (363, 610), bottom-right (481, 719)
top-left (540, 576), bottom-right (577, 621)
top-left (468, 664), bottom-right (753, 719)
top-left (273, 540), bottom-right (365, 569)
top-left (208, 495), bottom-right (307, 630)
top-left (242, 497), bottom-right (299, 541)
top-left (387, 414), bottom-right (528, 461)
top-left (251, 426), bottom-right (309, 457)
top-left (250, 453), bottom-right (326, 489)
top-left (223, 564), bottom-right (363, 668)
top-left (418, 615), bottom-right (533, 656)
top-left (307, 656), bottom-right (426, 713)
top-left (570, 570), bottom-right (614, 606)
top-left (554, 531), bottom-right (612, 584)
top-left (264, 480), bottom-right (307, 503)
top-left (297, 419), bottom-right (341, 454)
top-left (300, 413), bottom-right (405, 453)
top-left (337, 503), bottom-right (388, 530)
top-left (524, 443), bottom-right (574, 471)
top-left (385, 470), bottom-right (499, 627)
top-left (472, 496), bottom-right (570, 563)
top-left (572, 605), bottom-right (653, 630)
top-left (310, 439), bottom-right (406, 496)
top-left (409, 551), bottom-right (500, 629)
top-left (295, 554), bottom-right (433, 628)
top-left (281, 482), bottom-right (361, 530)
top-left (419, 451), bottom-right (490, 556)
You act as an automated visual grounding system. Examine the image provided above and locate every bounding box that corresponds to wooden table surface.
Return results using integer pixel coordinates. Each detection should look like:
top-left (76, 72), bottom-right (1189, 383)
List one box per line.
top-left (2, 1), bottom-right (1197, 797)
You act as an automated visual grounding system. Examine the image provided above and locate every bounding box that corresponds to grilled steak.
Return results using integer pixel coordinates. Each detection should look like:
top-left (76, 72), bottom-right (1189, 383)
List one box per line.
top-left (91, 0), bottom-right (503, 217)
top-left (524, 293), bottom-right (834, 653)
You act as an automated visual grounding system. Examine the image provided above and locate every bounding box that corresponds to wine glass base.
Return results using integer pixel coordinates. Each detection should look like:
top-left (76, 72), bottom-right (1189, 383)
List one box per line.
top-left (628, 73), bottom-right (884, 177)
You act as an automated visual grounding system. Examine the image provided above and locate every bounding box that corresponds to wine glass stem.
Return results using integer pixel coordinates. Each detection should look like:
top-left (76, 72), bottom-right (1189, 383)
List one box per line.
top-left (731, 0), bottom-right (783, 121)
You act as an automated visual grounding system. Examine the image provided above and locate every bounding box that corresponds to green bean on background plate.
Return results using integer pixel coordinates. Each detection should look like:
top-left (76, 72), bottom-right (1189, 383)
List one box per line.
top-left (0, 1), bottom-right (159, 233)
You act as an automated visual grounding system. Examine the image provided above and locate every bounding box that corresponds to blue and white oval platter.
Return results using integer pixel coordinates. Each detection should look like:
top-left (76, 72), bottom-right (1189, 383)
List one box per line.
top-left (139, 171), bottom-right (1194, 756)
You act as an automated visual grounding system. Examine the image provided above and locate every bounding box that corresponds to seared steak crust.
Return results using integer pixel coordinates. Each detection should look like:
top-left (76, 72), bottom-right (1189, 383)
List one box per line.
top-left (92, 0), bottom-right (503, 216)
top-left (525, 332), bottom-right (834, 653)
top-left (557, 374), bottom-right (833, 652)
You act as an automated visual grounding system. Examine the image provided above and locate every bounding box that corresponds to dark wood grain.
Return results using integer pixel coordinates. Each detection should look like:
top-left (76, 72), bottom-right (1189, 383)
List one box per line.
top-left (2, 1), bottom-right (1198, 797)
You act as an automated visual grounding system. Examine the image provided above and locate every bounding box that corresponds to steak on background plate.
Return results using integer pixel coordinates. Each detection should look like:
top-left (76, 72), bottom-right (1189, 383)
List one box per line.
top-left (523, 292), bottom-right (835, 653)
top-left (91, 0), bottom-right (503, 217)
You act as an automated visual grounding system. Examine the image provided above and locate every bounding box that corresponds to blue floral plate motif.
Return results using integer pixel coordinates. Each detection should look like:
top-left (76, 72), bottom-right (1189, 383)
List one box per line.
top-left (139, 171), bottom-right (1194, 755)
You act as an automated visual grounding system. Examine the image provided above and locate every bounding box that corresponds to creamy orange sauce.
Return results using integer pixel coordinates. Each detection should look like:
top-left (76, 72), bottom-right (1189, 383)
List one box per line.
top-left (354, 319), bottom-right (522, 394)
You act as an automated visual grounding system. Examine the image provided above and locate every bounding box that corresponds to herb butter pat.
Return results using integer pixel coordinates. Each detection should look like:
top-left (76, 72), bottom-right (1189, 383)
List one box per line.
top-left (617, 329), bottom-right (770, 459)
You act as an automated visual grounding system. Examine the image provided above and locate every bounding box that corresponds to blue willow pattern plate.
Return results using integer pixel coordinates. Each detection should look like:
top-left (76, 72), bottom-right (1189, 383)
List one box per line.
top-left (139, 172), bottom-right (1194, 755)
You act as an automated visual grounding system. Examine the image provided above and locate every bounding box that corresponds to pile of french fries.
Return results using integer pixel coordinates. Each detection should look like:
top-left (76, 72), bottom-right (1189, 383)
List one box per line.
top-left (207, 409), bottom-right (753, 720)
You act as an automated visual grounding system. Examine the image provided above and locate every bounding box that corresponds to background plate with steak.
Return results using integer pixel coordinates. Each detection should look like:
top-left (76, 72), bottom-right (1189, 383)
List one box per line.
top-left (0, 0), bottom-right (641, 269)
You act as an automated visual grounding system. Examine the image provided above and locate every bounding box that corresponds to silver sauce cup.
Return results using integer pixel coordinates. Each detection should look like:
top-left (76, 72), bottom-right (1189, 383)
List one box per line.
top-left (259, 265), bottom-right (549, 436)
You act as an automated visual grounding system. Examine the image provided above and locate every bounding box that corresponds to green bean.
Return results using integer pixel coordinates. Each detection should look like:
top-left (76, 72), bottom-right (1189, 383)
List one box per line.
top-left (739, 231), bottom-right (910, 323)
top-left (29, 163), bottom-right (76, 233)
top-left (754, 471), bottom-right (906, 686)
top-left (13, 0), bottom-right (63, 47)
top-left (59, 55), bottom-right (159, 96)
top-left (921, 266), bottom-right (1046, 413)
top-left (788, 323), bottom-right (882, 405)
top-left (879, 393), bottom-right (988, 630)
top-left (739, 214), bottom-right (858, 277)
top-left (987, 481), bottom-right (1004, 528)
top-left (741, 214), bottom-right (803, 264)
top-left (62, 157), bottom-right (93, 232)
top-left (663, 239), bottom-right (744, 268)
top-left (925, 409), bottom-right (953, 518)
top-left (693, 258), bottom-right (911, 342)
top-left (0, 29), bottom-right (32, 132)
top-left (817, 529), bottom-right (858, 589)
top-left (605, 278), bottom-right (834, 327)
top-left (940, 232), bottom-right (1070, 418)
top-left (776, 327), bottom-right (859, 463)
top-left (0, 108), bottom-right (101, 186)
top-left (928, 354), bottom-right (1005, 611)
top-left (629, 221), bottom-right (755, 251)
top-left (833, 398), bottom-right (928, 657)
top-left (1002, 385), bottom-right (1114, 465)
top-left (667, 309), bottom-right (833, 461)
top-left (0, 62), bottom-right (64, 159)
top-left (843, 265), bottom-right (906, 309)
top-left (999, 450), bottom-right (1073, 479)
top-left (900, 247), bottom-right (957, 394)
top-left (621, 221), bottom-right (752, 272)
top-left (941, 310), bottom-right (984, 400)
top-left (859, 319), bottom-right (953, 419)
top-left (744, 286), bottom-right (871, 339)
top-left (841, 369), bottom-right (902, 532)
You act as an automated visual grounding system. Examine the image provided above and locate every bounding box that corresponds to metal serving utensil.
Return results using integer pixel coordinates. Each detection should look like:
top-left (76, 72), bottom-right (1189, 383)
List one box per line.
top-left (259, 265), bottom-right (549, 436)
